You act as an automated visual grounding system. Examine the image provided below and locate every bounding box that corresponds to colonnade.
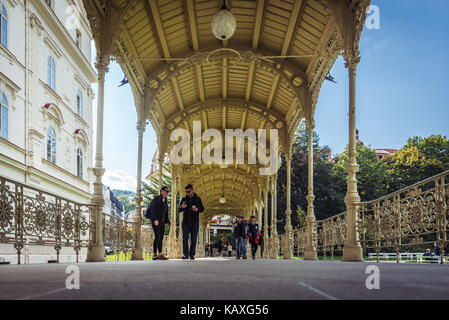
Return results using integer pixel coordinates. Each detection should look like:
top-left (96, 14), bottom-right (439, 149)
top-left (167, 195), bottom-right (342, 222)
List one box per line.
top-left (86, 48), bottom-right (364, 262)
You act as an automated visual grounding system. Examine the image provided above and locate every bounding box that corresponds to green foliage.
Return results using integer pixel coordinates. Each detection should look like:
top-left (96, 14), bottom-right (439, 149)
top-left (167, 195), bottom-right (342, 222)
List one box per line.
top-left (382, 135), bottom-right (449, 192)
top-left (141, 163), bottom-right (172, 228)
top-left (210, 232), bottom-right (232, 246)
top-left (277, 122), bottom-right (347, 231)
top-left (117, 195), bottom-right (135, 213)
top-left (296, 205), bottom-right (306, 229)
top-left (276, 126), bottom-right (448, 234)
top-left (333, 142), bottom-right (390, 201)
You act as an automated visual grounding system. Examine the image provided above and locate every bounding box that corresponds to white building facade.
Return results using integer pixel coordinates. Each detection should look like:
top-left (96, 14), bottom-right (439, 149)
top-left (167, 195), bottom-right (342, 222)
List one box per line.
top-left (0, 0), bottom-right (96, 203)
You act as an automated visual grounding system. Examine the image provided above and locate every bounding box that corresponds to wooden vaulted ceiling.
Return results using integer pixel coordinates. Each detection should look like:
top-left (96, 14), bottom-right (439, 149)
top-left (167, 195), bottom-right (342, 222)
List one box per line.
top-left (83, 0), bottom-right (369, 220)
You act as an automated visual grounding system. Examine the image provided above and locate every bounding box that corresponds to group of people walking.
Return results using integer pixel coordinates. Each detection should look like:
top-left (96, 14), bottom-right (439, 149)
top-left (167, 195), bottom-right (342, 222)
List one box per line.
top-left (145, 184), bottom-right (204, 260)
top-left (145, 183), bottom-right (263, 261)
top-left (232, 214), bottom-right (264, 259)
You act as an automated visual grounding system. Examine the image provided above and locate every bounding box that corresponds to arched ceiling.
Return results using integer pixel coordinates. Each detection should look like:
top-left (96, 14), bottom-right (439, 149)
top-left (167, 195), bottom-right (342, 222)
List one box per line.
top-left (83, 0), bottom-right (370, 222)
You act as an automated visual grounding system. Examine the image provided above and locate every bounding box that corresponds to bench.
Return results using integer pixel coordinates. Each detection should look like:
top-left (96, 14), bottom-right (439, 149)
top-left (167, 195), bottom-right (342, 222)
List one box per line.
top-left (368, 252), bottom-right (444, 263)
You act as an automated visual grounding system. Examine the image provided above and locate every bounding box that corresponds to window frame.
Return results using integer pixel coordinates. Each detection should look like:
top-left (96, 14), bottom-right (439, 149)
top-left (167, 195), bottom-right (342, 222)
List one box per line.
top-left (76, 147), bottom-right (83, 179)
top-left (47, 56), bottom-right (56, 91)
top-left (46, 126), bottom-right (56, 164)
top-left (0, 92), bottom-right (8, 139)
top-left (75, 29), bottom-right (82, 49)
top-left (0, 3), bottom-right (7, 48)
top-left (76, 89), bottom-right (83, 118)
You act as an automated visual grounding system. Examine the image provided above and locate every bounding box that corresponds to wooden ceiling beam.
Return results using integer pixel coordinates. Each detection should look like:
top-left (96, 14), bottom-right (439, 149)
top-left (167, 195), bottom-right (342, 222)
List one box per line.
top-left (184, 0), bottom-right (200, 51)
top-left (252, 0), bottom-right (265, 49)
top-left (245, 62), bottom-right (255, 101)
top-left (222, 106), bottom-right (227, 130)
top-left (281, 0), bottom-right (305, 56)
top-left (202, 110), bottom-right (209, 130)
top-left (222, 58), bottom-right (228, 100)
top-left (170, 78), bottom-right (184, 111)
top-left (266, 75), bottom-right (279, 110)
top-left (240, 109), bottom-right (247, 130)
top-left (147, 0), bottom-right (171, 59)
top-left (196, 65), bottom-right (205, 102)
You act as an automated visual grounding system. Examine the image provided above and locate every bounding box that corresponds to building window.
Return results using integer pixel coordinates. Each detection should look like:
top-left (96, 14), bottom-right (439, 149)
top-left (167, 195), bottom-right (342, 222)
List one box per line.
top-left (47, 126), bottom-right (56, 164)
top-left (0, 4), bottom-right (7, 48)
top-left (0, 92), bottom-right (7, 139)
top-left (47, 56), bottom-right (56, 90)
top-left (77, 148), bottom-right (83, 179)
top-left (76, 89), bottom-right (83, 117)
top-left (76, 29), bottom-right (81, 49)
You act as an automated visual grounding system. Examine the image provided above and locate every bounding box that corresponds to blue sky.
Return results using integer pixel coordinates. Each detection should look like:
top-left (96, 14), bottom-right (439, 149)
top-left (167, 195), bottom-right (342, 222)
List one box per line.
top-left (93, 0), bottom-right (449, 191)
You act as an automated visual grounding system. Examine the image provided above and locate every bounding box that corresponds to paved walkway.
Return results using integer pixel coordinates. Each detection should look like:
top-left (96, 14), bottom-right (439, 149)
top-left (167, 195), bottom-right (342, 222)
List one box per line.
top-left (0, 258), bottom-right (448, 300)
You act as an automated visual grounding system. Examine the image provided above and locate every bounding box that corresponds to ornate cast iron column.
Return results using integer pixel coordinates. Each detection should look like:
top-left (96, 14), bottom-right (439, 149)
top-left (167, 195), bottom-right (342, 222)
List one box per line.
top-left (304, 119), bottom-right (318, 260)
top-left (263, 185), bottom-right (269, 258)
top-left (271, 174), bottom-right (279, 259)
top-left (284, 152), bottom-right (293, 259)
top-left (158, 153), bottom-right (164, 190)
top-left (257, 198), bottom-right (263, 258)
top-left (342, 53), bottom-right (364, 262)
top-left (131, 120), bottom-right (146, 260)
top-left (86, 56), bottom-right (109, 262)
top-left (168, 173), bottom-right (178, 258)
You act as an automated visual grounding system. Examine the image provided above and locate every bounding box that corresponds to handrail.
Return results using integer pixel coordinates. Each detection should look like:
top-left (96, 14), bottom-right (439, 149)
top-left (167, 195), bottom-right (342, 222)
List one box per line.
top-left (357, 169), bottom-right (449, 205)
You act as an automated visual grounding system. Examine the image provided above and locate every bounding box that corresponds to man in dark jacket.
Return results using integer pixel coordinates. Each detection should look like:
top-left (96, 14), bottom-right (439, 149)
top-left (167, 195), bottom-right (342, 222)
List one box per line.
top-left (146, 186), bottom-right (170, 260)
top-left (179, 184), bottom-right (204, 260)
top-left (232, 215), bottom-right (248, 259)
top-left (248, 215), bottom-right (260, 260)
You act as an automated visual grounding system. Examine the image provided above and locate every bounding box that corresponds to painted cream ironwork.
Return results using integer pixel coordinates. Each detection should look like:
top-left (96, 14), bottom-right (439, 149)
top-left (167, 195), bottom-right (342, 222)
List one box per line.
top-left (0, 175), bottom-right (92, 264)
top-left (0, 174), bottom-right (149, 264)
top-left (293, 170), bottom-right (449, 264)
top-left (359, 170), bottom-right (448, 264)
top-left (81, 0), bottom-right (372, 261)
top-left (103, 213), bottom-right (135, 260)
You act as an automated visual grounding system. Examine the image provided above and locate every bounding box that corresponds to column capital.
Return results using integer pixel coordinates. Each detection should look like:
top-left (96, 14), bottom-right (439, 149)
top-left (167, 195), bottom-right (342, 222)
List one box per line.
top-left (305, 118), bottom-right (315, 133)
top-left (344, 52), bottom-right (361, 71)
top-left (95, 56), bottom-right (110, 79)
top-left (136, 120), bottom-right (146, 134)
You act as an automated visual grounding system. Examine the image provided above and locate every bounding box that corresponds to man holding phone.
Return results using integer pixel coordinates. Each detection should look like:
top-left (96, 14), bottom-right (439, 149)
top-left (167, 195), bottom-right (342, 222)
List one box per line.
top-left (179, 184), bottom-right (204, 260)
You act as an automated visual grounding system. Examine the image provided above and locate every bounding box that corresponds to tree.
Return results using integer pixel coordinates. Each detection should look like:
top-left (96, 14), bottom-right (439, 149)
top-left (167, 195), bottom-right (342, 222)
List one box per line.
top-left (117, 195), bottom-right (135, 213)
top-left (333, 142), bottom-right (390, 201)
top-left (141, 163), bottom-right (172, 232)
top-left (382, 135), bottom-right (449, 192)
top-left (277, 123), bottom-right (347, 232)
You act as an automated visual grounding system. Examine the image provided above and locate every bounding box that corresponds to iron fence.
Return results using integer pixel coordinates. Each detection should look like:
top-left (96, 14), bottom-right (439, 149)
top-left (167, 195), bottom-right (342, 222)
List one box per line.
top-left (292, 170), bottom-right (449, 263)
top-left (0, 175), bottom-right (145, 264)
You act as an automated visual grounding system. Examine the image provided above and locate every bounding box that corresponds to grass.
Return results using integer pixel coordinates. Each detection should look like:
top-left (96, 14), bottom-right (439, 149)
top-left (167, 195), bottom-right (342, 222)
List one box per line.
top-left (105, 252), bottom-right (154, 261)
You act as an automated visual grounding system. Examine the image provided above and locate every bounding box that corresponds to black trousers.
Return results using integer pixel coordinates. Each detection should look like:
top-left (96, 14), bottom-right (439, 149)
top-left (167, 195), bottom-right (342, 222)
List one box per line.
top-left (251, 241), bottom-right (258, 257)
top-left (182, 221), bottom-right (199, 257)
top-left (152, 222), bottom-right (165, 254)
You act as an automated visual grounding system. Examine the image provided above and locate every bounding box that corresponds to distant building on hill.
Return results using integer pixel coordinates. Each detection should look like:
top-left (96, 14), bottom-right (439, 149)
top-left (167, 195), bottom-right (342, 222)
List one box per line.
top-left (375, 149), bottom-right (399, 161)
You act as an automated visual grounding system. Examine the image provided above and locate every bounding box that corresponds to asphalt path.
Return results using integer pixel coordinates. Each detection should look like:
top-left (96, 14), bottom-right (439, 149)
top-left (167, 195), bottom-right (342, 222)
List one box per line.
top-left (0, 258), bottom-right (448, 300)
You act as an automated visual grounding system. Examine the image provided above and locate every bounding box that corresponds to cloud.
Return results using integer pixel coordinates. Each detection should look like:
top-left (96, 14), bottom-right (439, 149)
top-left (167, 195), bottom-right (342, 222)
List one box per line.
top-left (103, 170), bottom-right (136, 191)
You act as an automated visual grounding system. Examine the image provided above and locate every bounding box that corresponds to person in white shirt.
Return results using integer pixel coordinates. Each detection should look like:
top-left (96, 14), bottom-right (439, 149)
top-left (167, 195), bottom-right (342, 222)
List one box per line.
top-left (227, 243), bottom-right (233, 257)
